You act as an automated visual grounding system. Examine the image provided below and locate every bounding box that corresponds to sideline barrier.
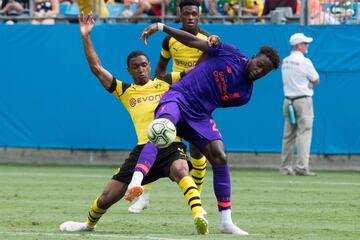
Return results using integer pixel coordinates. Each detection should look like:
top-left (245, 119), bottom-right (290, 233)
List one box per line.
top-left (0, 24), bottom-right (359, 153)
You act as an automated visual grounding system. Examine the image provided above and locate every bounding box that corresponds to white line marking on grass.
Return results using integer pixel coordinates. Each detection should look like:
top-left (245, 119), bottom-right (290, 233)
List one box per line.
top-left (0, 231), bottom-right (190, 240)
top-left (244, 179), bottom-right (360, 186)
top-left (0, 172), bottom-right (108, 179)
top-left (2, 171), bottom-right (360, 186)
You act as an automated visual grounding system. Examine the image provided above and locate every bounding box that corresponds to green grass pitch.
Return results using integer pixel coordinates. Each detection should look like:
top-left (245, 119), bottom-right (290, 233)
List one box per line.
top-left (0, 164), bottom-right (359, 240)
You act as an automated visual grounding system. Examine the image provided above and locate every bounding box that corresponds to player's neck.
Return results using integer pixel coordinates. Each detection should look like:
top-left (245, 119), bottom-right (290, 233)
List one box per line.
top-left (182, 27), bottom-right (198, 35)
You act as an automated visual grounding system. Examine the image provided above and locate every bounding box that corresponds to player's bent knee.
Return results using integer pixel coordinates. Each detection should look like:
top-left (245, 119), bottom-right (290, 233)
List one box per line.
top-left (169, 159), bottom-right (189, 182)
top-left (217, 152), bottom-right (228, 165)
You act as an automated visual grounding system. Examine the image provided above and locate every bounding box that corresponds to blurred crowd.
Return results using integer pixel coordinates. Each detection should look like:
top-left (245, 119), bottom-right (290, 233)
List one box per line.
top-left (1, 0), bottom-right (360, 24)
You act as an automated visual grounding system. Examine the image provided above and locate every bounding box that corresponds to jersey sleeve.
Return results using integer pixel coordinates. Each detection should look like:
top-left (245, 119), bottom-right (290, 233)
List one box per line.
top-left (304, 59), bottom-right (319, 81)
top-left (159, 71), bottom-right (186, 84)
top-left (207, 42), bottom-right (237, 57)
top-left (160, 35), bottom-right (171, 59)
top-left (109, 77), bottom-right (131, 99)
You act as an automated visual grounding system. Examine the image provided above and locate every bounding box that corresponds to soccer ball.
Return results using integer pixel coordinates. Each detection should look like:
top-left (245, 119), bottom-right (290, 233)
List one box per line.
top-left (147, 118), bottom-right (177, 148)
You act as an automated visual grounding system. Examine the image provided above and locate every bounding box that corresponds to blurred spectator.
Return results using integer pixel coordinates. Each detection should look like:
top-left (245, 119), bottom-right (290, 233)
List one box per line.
top-left (328, 0), bottom-right (357, 23)
top-left (239, 0), bottom-right (264, 16)
top-left (226, 0), bottom-right (264, 17)
top-left (32, 0), bottom-right (59, 24)
top-left (107, 0), bottom-right (138, 17)
top-left (167, 0), bottom-right (178, 17)
top-left (202, 0), bottom-right (221, 16)
top-left (202, 0), bottom-right (233, 23)
top-left (78, 0), bottom-right (108, 17)
top-left (0, 0), bottom-right (26, 15)
top-left (121, 0), bottom-right (137, 16)
top-left (130, 0), bottom-right (165, 22)
top-left (262, 0), bottom-right (297, 16)
top-left (296, 0), bottom-right (323, 24)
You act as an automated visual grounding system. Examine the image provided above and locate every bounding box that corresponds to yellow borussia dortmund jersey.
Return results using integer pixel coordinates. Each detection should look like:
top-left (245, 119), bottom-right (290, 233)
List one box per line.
top-left (77, 0), bottom-right (109, 17)
top-left (160, 28), bottom-right (210, 72)
top-left (229, 0), bottom-right (264, 16)
top-left (110, 74), bottom-right (182, 145)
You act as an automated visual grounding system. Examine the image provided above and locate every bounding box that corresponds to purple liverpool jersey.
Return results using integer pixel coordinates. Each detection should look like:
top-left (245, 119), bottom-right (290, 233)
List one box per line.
top-left (169, 42), bottom-right (253, 114)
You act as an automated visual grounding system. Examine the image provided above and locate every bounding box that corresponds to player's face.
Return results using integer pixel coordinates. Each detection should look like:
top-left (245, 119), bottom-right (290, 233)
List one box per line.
top-left (246, 55), bottom-right (274, 81)
top-left (128, 55), bottom-right (151, 85)
top-left (180, 5), bottom-right (199, 32)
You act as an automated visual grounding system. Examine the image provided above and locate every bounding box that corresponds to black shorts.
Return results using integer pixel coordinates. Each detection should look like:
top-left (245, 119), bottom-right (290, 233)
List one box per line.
top-left (112, 142), bottom-right (191, 184)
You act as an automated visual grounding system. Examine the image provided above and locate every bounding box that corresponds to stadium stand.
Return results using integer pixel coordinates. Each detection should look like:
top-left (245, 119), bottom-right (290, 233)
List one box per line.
top-left (1, 0), bottom-right (360, 24)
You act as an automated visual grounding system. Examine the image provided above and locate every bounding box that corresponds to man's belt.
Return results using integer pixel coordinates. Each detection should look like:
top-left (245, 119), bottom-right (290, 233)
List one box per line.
top-left (285, 95), bottom-right (309, 101)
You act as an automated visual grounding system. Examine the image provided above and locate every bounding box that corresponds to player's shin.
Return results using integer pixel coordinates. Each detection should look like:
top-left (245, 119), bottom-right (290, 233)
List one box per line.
top-left (86, 197), bottom-right (107, 228)
top-left (191, 156), bottom-right (207, 193)
top-left (178, 176), bottom-right (209, 235)
top-left (213, 165), bottom-right (231, 212)
top-left (126, 143), bottom-right (158, 202)
top-left (131, 143), bottom-right (158, 186)
top-left (178, 176), bottom-right (203, 218)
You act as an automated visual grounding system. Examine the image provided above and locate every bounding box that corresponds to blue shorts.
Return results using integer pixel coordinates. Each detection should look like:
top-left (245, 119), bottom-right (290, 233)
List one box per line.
top-left (155, 91), bottom-right (222, 151)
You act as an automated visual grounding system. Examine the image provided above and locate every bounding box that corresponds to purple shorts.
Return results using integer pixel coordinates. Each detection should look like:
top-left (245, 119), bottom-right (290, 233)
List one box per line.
top-left (155, 91), bottom-right (222, 151)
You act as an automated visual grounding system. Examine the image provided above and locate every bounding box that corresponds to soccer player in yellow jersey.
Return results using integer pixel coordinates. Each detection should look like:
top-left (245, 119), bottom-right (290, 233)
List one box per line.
top-left (129, 0), bottom-right (211, 214)
top-left (77, 0), bottom-right (109, 17)
top-left (59, 12), bottom-right (209, 235)
top-left (228, 0), bottom-right (264, 17)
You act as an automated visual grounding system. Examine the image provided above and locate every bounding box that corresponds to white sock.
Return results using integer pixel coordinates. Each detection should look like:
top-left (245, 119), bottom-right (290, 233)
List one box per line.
top-left (129, 171), bottom-right (144, 187)
top-left (220, 209), bottom-right (233, 225)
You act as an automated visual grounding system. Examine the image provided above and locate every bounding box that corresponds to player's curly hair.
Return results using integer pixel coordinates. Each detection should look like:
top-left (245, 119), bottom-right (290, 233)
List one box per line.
top-left (258, 46), bottom-right (280, 69)
top-left (179, 0), bottom-right (200, 9)
top-left (127, 51), bottom-right (149, 67)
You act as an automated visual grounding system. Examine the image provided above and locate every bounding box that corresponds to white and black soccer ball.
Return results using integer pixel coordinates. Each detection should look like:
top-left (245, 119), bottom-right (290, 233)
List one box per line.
top-left (147, 118), bottom-right (176, 148)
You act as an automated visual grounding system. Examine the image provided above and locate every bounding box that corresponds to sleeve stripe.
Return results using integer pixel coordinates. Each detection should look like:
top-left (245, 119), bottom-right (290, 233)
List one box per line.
top-left (107, 76), bottom-right (117, 93)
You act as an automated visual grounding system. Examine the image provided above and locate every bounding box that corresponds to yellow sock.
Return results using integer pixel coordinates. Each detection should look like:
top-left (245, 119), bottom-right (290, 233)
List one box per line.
top-left (178, 176), bottom-right (203, 218)
top-left (191, 156), bottom-right (207, 193)
top-left (143, 182), bottom-right (153, 191)
top-left (86, 197), bottom-right (107, 227)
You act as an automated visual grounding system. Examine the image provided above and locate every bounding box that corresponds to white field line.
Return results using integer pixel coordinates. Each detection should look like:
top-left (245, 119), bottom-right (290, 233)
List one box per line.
top-left (0, 231), bottom-right (190, 240)
top-left (1, 171), bottom-right (360, 187)
top-left (0, 171), bottom-right (109, 179)
top-left (243, 179), bottom-right (360, 186)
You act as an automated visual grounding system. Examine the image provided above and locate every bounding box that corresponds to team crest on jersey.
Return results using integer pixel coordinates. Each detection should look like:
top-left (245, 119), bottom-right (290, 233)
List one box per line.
top-left (129, 98), bottom-right (137, 107)
top-left (154, 83), bottom-right (162, 89)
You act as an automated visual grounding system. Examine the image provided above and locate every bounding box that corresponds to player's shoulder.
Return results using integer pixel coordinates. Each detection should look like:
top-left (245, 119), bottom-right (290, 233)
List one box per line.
top-left (153, 76), bottom-right (172, 85)
top-left (162, 35), bottom-right (172, 48)
top-left (198, 27), bottom-right (211, 37)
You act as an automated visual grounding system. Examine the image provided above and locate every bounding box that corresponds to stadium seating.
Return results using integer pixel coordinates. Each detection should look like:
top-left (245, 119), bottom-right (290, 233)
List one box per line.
top-left (106, 3), bottom-right (137, 17)
top-left (60, 3), bottom-right (71, 16)
top-left (64, 2), bottom-right (80, 17)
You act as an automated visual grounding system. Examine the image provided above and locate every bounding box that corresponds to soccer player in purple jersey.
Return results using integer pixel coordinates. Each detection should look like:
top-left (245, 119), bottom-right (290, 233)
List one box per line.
top-left (127, 23), bottom-right (280, 235)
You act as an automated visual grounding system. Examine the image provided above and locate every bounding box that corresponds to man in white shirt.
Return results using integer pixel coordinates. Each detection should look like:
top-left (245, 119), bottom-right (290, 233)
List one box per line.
top-left (280, 33), bottom-right (320, 176)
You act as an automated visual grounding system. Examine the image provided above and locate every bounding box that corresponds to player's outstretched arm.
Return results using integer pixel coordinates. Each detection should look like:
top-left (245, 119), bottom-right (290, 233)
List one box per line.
top-left (140, 23), bottom-right (210, 53)
top-left (79, 12), bottom-right (113, 90)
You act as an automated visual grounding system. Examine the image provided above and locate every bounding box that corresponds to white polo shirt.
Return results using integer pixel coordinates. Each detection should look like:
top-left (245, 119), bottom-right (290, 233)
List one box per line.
top-left (281, 51), bottom-right (319, 97)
